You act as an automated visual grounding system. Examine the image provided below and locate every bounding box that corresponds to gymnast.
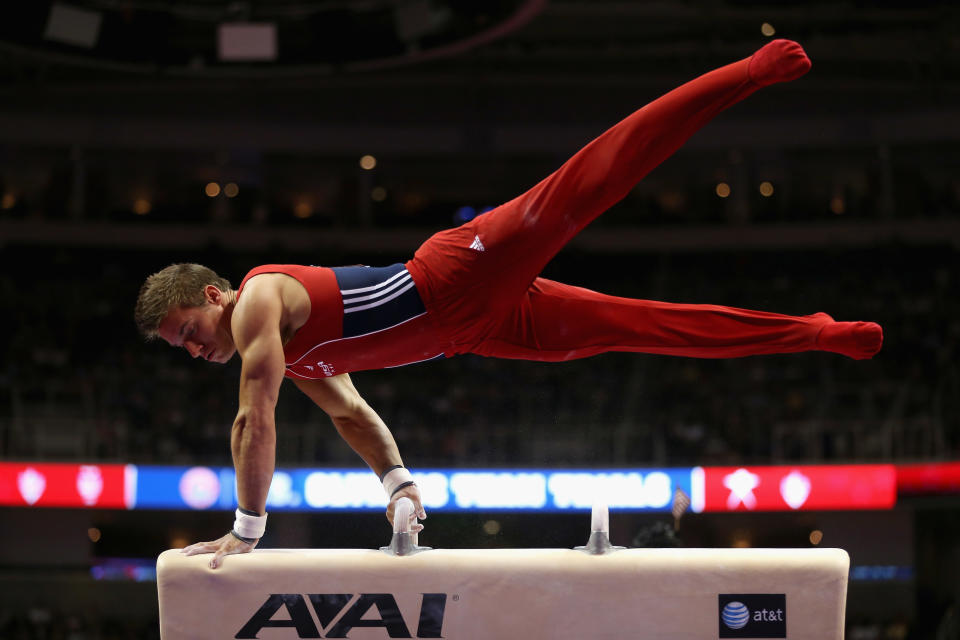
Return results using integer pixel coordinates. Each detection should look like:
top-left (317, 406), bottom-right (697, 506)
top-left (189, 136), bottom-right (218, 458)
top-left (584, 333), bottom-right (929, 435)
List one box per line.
top-left (134, 39), bottom-right (882, 568)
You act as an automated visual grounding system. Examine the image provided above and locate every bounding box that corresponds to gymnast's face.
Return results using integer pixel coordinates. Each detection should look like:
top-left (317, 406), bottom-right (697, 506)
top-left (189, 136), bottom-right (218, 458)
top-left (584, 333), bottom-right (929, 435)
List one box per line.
top-left (157, 286), bottom-right (237, 364)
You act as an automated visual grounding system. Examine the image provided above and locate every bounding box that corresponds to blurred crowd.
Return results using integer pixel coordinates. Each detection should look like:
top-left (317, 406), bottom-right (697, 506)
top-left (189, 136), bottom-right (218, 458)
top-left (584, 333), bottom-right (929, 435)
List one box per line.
top-left (2, 134), bottom-right (958, 231)
top-left (1, 239), bottom-right (956, 469)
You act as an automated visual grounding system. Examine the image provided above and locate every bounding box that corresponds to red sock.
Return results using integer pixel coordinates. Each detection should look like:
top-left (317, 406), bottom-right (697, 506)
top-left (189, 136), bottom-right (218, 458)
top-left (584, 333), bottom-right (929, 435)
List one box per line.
top-left (816, 321), bottom-right (884, 360)
top-left (748, 39), bottom-right (812, 86)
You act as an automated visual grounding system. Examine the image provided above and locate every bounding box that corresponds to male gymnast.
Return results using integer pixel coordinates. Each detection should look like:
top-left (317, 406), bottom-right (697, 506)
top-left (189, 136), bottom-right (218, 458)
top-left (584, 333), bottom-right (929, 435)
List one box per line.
top-left (135, 39), bottom-right (883, 568)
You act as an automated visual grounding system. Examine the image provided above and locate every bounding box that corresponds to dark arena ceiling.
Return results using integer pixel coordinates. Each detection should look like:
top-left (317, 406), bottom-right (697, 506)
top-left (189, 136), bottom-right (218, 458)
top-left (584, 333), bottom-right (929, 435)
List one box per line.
top-left (0, 1), bottom-right (958, 247)
top-left (0, 1), bottom-right (546, 75)
top-left (0, 1), bottom-right (956, 114)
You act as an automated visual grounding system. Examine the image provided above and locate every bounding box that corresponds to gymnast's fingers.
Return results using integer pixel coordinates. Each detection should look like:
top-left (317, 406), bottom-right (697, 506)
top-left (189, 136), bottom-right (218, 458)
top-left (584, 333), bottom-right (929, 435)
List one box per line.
top-left (394, 484), bottom-right (427, 520)
top-left (385, 499), bottom-right (396, 525)
top-left (180, 533), bottom-right (256, 569)
top-left (208, 532), bottom-right (257, 570)
top-left (385, 488), bottom-right (427, 531)
top-left (181, 539), bottom-right (219, 556)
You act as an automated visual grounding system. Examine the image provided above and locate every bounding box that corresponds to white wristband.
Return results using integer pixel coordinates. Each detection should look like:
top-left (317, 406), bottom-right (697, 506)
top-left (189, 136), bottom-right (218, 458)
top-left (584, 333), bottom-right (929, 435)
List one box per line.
top-left (233, 508), bottom-right (268, 539)
top-left (382, 467), bottom-right (414, 497)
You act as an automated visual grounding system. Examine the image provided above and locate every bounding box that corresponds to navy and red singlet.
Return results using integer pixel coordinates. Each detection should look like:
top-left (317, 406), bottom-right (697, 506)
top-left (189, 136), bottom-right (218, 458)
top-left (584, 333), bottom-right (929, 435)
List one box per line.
top-left (236, 40), bottom-right (881, 379)
top-left (238, 263), bottom-right (444, 379)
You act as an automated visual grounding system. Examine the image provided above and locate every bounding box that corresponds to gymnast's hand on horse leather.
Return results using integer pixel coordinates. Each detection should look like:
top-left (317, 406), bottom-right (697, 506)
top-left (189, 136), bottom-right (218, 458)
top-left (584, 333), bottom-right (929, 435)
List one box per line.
top-left (387, 484), bottom-right (427, 532)
top-left (180, 531), bottom-right (259, 569)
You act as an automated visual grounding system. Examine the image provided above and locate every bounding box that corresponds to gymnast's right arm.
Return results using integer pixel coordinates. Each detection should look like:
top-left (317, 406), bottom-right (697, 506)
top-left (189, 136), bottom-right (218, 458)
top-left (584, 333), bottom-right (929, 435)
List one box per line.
top-left (181, 278), bottom-right (286, 569)
top-left (292, 375), bottom-right (428, 530)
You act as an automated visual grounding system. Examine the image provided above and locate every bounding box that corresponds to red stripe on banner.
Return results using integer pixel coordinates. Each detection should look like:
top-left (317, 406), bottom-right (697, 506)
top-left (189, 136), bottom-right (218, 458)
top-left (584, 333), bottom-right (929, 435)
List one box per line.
top-left (701, 465), bottom-right (897, 512)
top-left (896, 462), bottom-right (960, 495)
top-left (0, 462), bottom-right (128, 508)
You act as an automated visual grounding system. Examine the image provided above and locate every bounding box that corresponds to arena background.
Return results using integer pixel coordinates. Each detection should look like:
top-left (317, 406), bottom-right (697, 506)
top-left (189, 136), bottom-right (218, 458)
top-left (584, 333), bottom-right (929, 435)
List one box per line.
top-left (1, 1), bottom-right (958, 638)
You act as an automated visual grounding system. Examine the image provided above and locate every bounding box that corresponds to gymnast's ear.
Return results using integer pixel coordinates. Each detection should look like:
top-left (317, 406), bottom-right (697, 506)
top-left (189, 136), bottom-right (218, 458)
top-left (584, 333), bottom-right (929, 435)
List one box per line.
top-left (203, 284), bottom-right (224, 305)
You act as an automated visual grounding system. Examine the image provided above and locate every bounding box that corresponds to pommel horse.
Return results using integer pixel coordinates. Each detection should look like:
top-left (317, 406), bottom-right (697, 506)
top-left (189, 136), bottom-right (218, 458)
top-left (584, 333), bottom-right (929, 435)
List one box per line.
top-left (158, 499), bottom-right (848, 639)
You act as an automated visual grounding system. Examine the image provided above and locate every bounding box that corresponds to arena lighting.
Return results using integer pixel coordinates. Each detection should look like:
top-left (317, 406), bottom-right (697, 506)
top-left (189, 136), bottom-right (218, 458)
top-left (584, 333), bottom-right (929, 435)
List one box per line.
top-left (293, 201), bottom-right (313, 219)
top-left (849, 565), bottom-right (914, 582)
top-left (830, 195), bottom-right (845, 214)
top-left (217, 23), bottom-right (277, 62)
top-left (44, 3), bottom-right (102, 48)
top-left (761, 22), bottom-right (776, 37)
top-left (393, 0), bottom-right (450, 43)
top-left (4, 462), bottom-right (956, 512)
top-left (483, 519), bottom-right (502, 535)
top-left (91, 557), bottom-right (156, 582)
top-left (132, 198), bottom-right (151, 215)
top-left (716, 182), bottom-right (731, 198)
top-left (730, 529), bottom-right (752, 548)
top-left (454, 205), bottom-right (477, 223)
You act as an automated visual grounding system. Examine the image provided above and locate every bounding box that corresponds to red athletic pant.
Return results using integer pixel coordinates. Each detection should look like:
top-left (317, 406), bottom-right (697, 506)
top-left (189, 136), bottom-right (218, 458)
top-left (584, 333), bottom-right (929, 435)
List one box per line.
top-left (406, 45), bottom-right (830, 362)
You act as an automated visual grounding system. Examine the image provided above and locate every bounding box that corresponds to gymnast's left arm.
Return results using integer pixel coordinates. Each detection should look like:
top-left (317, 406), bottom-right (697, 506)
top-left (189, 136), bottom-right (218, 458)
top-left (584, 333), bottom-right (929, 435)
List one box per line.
top-left (292, 375), bottom-right (427, 531)
top-left (181, 281), bottom-right (286, 569)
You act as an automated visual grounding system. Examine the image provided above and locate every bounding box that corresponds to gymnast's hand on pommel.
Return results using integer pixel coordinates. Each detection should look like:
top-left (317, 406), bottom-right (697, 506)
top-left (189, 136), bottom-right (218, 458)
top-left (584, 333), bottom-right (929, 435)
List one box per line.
top-left (180, 530), bottom-right (259, 569)
top-left (387, 483), bottom-right (427, 533)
